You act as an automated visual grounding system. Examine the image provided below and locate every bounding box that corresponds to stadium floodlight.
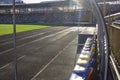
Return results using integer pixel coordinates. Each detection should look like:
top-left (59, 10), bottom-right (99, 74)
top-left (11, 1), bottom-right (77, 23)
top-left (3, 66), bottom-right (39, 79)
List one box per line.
top-left (12, 0), bottom-right (17, 80)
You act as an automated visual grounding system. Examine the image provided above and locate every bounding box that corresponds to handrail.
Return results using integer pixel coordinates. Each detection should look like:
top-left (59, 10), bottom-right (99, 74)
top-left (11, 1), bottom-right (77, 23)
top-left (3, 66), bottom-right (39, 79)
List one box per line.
top-left (87, 0), bottom-right (110, 80)
top-left (109, 55), bottom-right (120, 80)
top-left (104, 12), bottom-right (120, 19)
top-left (111, 24), bottom-right (120, 29)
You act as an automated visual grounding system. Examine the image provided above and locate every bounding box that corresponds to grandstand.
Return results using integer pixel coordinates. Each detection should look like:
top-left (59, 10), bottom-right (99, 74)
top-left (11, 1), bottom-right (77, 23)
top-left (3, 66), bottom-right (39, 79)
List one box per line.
top-left (98, 1), bottom-right (120, 15)
top-left (0, 0), bottom-right (23, 4)
top-left (0, 0), bottom-right (94, 24)
top-left (0, 0), bottom-right (119, 25)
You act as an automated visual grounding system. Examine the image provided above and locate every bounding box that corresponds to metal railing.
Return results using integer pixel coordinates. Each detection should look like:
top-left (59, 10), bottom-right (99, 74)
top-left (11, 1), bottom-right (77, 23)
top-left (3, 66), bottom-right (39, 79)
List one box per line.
top-left (86, 0), bottom-right (110, 80)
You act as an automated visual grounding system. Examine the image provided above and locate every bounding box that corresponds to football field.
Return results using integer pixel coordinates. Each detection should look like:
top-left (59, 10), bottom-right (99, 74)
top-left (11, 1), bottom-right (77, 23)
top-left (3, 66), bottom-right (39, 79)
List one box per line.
top-left (0, 24), bottom-right (49, 36)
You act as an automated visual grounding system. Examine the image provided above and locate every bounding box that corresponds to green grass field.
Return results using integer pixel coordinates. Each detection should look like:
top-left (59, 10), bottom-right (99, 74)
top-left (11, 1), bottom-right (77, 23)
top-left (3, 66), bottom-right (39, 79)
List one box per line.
top-left (0, 24), bottom-right (49, 36)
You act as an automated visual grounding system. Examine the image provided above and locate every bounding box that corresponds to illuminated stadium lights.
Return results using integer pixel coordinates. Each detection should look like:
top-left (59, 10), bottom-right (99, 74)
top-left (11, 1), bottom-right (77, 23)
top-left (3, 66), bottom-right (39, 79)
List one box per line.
top-left (98, 1), bottom-right (120, 4)
top-left (10, 9), bottom-right (20, 13)
top-left (73, 0), bottom-right (81, 6)
top-left (23, 0), bottom-right (65, 4)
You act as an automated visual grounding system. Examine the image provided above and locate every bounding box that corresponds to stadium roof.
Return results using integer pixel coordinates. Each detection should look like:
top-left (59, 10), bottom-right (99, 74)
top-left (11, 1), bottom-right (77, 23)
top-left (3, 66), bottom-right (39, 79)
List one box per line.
top-left (0, 0), bottom-right (69, 9)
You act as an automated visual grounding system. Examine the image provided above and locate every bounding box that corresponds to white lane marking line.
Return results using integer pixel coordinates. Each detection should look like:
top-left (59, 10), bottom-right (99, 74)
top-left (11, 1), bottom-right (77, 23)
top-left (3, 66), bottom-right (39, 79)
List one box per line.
top-left (50, 31), bottom-right (70, 41)
top-left (0, 48), bottom-right (13, 55)
top-left (0, 44), bottom-right (25, 55)
top-left (0, 28), bottom-right (71, 55)
top-left (28, 28), bottom-right (72, 44)
top-left (0, 28), bottom-right (66, 45)
top-left (51, 27), bottom-right (77, 41)
top-left (0, 55), bottom-right (26, 70)
top-left (0, 31), bottom-right (39, 43)
top-left (0, 27), bottom-right (59, 43)
top-left (17, 55), bottom-right (26, 60)
top-left (0, 27), bottom-right (54, 43)
top-left (31, 37), bottom-right (76, 80)
top-left (1, 32), bottom-right (48, 45)
top-left (0, 63), bottom-right (10, 70)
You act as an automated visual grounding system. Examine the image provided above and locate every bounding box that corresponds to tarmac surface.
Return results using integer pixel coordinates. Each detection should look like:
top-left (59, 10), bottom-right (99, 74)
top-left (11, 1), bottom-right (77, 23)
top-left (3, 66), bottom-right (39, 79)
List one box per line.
top-left (0, 26), bottom-right (96, 80)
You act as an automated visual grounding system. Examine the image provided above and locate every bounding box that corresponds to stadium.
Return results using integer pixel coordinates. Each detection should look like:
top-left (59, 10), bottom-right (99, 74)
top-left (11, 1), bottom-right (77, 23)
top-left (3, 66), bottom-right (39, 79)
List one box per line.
top-left (0, 0), bottom-right (120, 80)
top-left (0, 0), bottom-right (94, 24)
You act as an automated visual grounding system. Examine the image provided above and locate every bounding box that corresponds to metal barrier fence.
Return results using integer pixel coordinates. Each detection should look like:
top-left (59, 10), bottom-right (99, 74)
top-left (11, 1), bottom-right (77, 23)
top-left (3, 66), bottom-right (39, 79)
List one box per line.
top-left (108, 24), bottom-right (120, 67)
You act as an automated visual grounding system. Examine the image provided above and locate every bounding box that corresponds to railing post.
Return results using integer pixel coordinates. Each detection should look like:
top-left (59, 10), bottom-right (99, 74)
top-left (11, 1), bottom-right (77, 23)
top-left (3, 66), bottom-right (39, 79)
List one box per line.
top-left (13, 0), bottom-right (17, 80)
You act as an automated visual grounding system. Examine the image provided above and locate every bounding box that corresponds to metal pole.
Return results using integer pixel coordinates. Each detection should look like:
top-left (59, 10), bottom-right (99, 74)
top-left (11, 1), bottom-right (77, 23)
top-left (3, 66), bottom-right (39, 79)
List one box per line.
top-left (89, 0), bottom-right (109, 80)
top-left (13, 0), bottom-right (17, 80)
top-left (103, 0), bottom-right (106, 16)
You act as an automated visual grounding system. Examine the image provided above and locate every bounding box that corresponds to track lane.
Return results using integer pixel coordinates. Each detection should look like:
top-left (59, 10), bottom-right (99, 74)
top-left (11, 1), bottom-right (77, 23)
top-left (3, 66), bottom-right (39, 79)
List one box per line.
top-left (0, 27), bottom-right (69, 53)
top-left (0, 27), bottom-right (77, 80)
top-left (0, 27), bottom-right (67, 43)
top-left (0, 26), bottom-right (96, 80)
top-left (0, 27), bottom-right (77, 68)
